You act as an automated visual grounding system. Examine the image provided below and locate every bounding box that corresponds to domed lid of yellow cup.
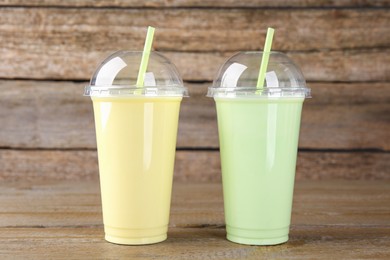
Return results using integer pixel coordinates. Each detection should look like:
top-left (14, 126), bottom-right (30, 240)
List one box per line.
top-left (85, 51), bottom-right (188, 97)
top-left (85, 27), bottom-right (188, 97)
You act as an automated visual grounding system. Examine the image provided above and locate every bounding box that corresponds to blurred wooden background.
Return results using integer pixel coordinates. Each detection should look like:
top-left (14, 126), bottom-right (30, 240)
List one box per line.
top-left (0, 0), bottom-right (389, 182)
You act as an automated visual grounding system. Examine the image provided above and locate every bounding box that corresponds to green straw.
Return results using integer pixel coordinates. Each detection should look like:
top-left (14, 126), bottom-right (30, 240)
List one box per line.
top-left (136, 26), bottom-right (155, 88)
top-left (256, 27), bottom-right (275, 89)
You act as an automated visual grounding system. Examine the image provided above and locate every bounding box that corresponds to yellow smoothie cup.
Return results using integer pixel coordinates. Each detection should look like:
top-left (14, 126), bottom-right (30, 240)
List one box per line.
top-left (84, 51), bottom-right (188, 245)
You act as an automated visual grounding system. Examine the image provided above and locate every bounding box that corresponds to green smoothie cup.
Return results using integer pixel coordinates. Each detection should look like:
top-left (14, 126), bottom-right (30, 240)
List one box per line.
top-left (207, 52), bottom-right (311, 245)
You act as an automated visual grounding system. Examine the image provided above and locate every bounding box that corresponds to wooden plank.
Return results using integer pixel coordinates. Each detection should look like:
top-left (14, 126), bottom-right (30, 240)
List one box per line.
top-left (296, 151), bottom-right (390, 180)
top-left (175, 151), bottom-right (390, 181)
top-left (0, 80), bottom-right (95, 149)
top-left (1, 48), bottom-right (388, 82)
top-left (1, 0), bottom-right (389, 8)
top-left (0, 7), bottom-right (386, 53)
top-left (0, 8), bottom-right (389, 81)
top-left (0, 180), bottom-right (389, 259)
top-left (0, 149), bottom-right (388, 181)
top-left (0, 80), bottom-right (389, 150)
top-left (299, 82), bottom-right (390, 151)
top-left (0, 226), bottom-right (389, 259)
top-left (288, 49), bottom-right (390, 82)
top-left (168, 49), bottom-right (390, 82)
top-left (0, 180), bottom-right (389, 227)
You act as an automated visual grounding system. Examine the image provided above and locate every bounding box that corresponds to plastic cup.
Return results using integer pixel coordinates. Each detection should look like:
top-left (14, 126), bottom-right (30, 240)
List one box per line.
top-left (84, 51), bottom-right (188, 245)
top-left (207, 52), bottom-right (311, 245)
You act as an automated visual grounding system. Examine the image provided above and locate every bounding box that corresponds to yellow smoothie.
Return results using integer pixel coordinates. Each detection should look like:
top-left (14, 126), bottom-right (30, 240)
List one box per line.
top-left (92, 96), bottom-right (182, 245)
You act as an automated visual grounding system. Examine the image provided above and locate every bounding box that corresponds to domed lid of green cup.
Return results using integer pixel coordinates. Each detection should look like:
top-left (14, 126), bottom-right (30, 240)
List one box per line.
top-left (84, 51), bottom-right (188, 97)
top-left (207, 51), bottom-right (311, 98)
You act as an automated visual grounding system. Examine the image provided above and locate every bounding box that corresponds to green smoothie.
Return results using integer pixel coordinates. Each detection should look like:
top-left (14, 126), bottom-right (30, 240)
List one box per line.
top-left (215, 97), bottom-right (304, 245)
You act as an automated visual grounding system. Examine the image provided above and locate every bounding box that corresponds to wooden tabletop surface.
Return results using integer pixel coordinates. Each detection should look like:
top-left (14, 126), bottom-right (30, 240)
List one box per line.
top-left (0, 180), bottom-right (389, 259)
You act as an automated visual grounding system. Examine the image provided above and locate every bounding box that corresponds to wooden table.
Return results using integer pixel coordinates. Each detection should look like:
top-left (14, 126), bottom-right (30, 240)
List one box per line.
top-left (0, 180), bottom-right (389, 259)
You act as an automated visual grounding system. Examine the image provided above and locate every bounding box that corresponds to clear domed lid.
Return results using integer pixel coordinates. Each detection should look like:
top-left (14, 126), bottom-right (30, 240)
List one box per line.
top-left (207, 51), bottom-right (311, 98)
top-left (84, 51), bottom-right (188, 97)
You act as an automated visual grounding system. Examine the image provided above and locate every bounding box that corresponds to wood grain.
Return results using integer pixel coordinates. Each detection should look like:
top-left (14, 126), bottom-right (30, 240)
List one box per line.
top-left (168, 49), bottom-right (390, 82)
top-left (0, 8), bottom-right (389, 81)
top-left (0, 180), bottom-right (389, 259)
top-left (0, 180), bottom-right (389, 227)
top-left (0, 149), bottom-right (388, 181)
top-left (0, 226), bottom-right (389, 259)
top-left (0, 80), bottom-right (389, 150)
top-left (1, 0), bottom-right (389, 8)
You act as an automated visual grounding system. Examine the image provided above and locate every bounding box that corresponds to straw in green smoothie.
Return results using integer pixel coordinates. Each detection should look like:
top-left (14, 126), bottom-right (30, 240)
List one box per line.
top-left (256, 28), bottom-right (275, 89)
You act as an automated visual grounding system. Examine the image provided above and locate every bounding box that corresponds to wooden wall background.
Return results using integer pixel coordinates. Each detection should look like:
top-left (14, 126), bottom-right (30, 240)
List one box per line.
top-left (0, 0), bottom-right (389, 182)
